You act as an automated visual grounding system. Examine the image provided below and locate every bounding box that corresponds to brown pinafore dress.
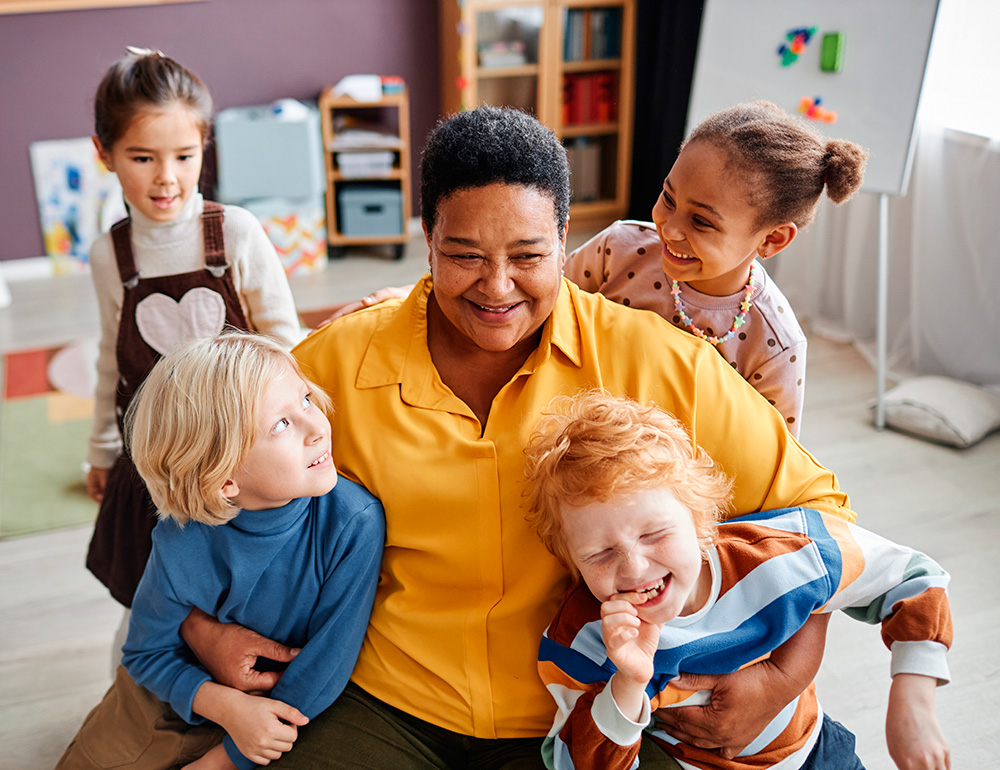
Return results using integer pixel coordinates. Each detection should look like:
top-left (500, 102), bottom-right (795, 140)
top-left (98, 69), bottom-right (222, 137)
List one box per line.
top-left (86, 202), bottom-right (249, 607)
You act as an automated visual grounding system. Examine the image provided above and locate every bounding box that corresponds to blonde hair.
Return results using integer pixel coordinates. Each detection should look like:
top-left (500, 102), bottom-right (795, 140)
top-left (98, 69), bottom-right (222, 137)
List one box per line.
top-left (125, 331), bottom-right (333, 525)
top-left (524, 390), bottom-right (732, 575)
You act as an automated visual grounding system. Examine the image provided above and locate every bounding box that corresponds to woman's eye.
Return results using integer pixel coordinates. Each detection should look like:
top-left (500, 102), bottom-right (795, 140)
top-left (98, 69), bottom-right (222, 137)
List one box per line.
top-left (272, 418), bottom-right (289, 435)
top-left (693, 217), bottom-right (714, 229)
top-left (302, 393), bottom-right (313, 409)
top-left (661, 192), bottom-right (675, 208)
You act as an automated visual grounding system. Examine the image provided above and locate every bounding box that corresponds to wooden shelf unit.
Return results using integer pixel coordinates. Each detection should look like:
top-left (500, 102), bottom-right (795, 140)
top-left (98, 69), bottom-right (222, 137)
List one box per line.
top-left (318, 86), bottom-right (412, 259)
top-left (439, 0), bottom-right (636, 224)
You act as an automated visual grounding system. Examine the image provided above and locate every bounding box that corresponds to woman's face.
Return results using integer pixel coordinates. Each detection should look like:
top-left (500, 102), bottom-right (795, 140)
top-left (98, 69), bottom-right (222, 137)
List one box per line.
top-left (425, 183), bottom-right (567, 353)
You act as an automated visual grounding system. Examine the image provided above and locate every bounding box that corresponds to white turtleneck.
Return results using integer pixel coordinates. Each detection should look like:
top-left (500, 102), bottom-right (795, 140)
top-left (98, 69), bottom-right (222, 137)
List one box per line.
top-left (87, 193), bottom-right (303, 468)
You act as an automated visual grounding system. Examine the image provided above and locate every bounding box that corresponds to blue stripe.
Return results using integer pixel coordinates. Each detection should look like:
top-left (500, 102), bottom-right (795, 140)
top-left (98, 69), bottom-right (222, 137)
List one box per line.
top-left (881, 575), bottom-right (949, 619)
top-left (648, 577), bottom-right (831, 687)
top-left (539, 635), bottom-right (616, 684)
top-left (801, 508), bottom-right (843, 595)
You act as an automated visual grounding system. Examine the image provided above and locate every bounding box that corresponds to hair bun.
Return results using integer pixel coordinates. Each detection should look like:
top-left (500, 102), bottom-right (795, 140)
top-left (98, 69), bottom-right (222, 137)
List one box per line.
top-left (823, 139), bottom-right (868, 204)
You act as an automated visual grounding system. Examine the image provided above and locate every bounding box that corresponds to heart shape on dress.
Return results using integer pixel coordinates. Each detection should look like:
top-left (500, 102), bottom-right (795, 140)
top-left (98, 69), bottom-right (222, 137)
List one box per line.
top-left (135, 287), bottom-right (227, 356)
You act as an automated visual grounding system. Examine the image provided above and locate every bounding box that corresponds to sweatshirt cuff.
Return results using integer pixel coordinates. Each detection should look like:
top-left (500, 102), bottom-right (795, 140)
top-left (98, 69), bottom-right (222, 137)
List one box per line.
top-left (172, 668), bottom-right (213, 723)
top-left (891, 640), bottom-right (951, 685)
top-left (87, 444), bottom-right (120, 469)
top-left (591, 675), bottom-right (651, 746)
top-left (224, 734), bottom-right (256, 769)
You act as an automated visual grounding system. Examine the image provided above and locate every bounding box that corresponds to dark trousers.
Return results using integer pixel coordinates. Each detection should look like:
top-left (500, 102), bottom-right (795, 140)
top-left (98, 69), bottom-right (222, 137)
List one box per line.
top-left (276, 681), bottom-right (681, 769)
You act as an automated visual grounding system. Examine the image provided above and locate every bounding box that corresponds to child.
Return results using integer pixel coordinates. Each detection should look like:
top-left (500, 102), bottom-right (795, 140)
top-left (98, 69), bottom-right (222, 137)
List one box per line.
top-left (56, 331), bottom-right (385, 769)
top-left (524, 390), bottom-right (951, 770)
top-left (564, 102), bottom-right (868, 438)
top-left (84, 48), bottom-right (303, 626)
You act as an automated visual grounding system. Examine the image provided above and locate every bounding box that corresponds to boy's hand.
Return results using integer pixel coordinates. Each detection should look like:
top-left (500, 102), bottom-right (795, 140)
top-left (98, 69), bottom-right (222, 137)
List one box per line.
top-left (222, 691), bottom-right (309, 766)
top-left (181, 607), bottom-right (300, 693)
top-left (86, 466), bottom-right (109, 503)
top-left (602, 598), bottom-right (660, 683)
top-left (886, 674), bottom-right (950, 770)
top-left (602, 598), bottom-right (661, 721)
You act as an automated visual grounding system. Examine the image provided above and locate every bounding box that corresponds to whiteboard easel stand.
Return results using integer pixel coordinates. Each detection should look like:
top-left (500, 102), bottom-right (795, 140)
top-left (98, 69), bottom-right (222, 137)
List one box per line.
top-left (875, 192), bottom-right (890, 429)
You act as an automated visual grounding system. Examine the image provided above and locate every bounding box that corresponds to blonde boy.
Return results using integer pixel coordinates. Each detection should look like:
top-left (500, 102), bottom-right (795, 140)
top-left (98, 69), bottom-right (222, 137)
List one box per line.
top-left (525, 391), bottom-right (951, 770)
top-left (57, 332), bottom-right (384, 770)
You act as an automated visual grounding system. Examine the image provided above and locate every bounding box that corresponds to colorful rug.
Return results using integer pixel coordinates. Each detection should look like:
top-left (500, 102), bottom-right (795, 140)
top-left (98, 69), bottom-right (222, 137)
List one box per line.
top-left (0, 340), bottom-right (100, 538)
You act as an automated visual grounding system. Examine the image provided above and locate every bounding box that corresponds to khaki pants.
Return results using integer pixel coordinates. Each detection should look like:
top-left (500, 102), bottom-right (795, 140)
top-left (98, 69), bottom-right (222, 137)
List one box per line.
top-left (55, 665), bottom-right (224, 770)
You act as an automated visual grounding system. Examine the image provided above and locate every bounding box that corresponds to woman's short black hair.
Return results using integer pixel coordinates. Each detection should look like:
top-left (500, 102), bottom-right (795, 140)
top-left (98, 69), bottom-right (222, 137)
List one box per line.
top-left (420, 105), bottom-right (571, 234)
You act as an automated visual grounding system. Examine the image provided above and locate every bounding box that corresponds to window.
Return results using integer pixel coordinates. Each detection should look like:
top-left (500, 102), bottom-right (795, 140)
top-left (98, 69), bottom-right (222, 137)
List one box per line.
top-left (920, 0), bottom-right (1000, 139)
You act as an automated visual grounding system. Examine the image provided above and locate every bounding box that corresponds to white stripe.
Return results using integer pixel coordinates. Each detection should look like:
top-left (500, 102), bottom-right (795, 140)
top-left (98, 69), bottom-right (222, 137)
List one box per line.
top-left (738, 695), bottom-right (799, 756)
top-left (881, 575), bottom-right (950, 619)
top-left (656, 543), bottom-right (827, 650)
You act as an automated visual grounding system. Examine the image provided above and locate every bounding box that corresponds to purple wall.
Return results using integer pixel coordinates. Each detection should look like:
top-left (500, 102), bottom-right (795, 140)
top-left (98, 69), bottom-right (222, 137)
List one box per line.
top-left (0, 0), bottom-right (440, 261)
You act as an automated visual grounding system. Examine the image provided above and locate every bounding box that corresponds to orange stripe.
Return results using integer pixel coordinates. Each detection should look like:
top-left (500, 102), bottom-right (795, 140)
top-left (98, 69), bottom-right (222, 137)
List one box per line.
top-left (881, 587), bottom-right (953, 648)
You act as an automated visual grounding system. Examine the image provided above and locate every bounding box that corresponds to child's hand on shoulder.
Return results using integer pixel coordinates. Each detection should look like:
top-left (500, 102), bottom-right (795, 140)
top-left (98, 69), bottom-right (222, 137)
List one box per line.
top-left (886, 674), bottom-right (950, 770)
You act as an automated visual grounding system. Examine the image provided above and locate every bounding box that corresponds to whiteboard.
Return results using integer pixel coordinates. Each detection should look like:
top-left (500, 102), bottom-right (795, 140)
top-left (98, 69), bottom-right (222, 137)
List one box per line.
top-left (687, 0), bottom-right (939, 196)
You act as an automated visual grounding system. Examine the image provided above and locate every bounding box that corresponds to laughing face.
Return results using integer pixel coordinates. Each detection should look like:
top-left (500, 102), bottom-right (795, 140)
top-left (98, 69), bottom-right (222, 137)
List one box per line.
top-left (223, 362), bottom-right (339, 511)
top-left (424, 182), bottom-right (567, 356)
top-left (95, 101), bottom-right (205, 223)
top-left (560, 487), bottom-right (711, 625)
top-left (651, 139), bottom-right (794, 296)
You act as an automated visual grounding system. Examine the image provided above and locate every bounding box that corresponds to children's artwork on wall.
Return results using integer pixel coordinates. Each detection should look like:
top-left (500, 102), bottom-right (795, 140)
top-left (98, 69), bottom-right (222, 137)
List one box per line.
top-left (29, 137), bottom-right (126, 272)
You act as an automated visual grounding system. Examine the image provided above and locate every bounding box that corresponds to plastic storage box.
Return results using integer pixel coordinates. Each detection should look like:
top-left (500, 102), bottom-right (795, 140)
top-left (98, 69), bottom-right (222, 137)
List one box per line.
top-left (337, 186), bottom-right (403, 236)
top-left (336, 151), bottom-right (395, 179)
top-left (215, 102), bottom-right (324, 202)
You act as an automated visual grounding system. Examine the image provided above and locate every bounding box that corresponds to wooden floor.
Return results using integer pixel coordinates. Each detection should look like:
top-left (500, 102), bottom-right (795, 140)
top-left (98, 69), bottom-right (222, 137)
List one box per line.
top-left (2, 227), bottom-right (998, 769)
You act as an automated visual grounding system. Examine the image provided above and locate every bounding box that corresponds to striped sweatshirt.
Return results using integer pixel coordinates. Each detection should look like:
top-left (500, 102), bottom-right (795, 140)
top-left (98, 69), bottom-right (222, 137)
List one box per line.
top-left (538, 507), bottom-right (952, 770)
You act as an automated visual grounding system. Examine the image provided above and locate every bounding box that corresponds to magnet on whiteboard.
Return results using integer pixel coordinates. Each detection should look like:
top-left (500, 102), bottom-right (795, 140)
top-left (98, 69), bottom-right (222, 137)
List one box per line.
top-left (821, 32), bottom-right (845, 72)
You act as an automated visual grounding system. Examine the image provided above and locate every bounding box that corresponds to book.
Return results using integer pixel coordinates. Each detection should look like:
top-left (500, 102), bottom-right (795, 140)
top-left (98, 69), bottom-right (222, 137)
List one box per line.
top-left (590, 8), bottom-right (622, 59)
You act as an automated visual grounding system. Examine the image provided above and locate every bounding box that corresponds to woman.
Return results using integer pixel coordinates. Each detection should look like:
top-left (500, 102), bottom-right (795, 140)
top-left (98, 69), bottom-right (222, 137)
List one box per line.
top-left (183, 106), bottom-right (851, 768)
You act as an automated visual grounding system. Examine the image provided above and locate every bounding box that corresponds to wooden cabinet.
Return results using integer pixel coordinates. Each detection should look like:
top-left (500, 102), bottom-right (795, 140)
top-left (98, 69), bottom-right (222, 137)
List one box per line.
top-left (318, 85), bottom-right (412, 259)
top-left (439, 0), bottom-right (636, 224)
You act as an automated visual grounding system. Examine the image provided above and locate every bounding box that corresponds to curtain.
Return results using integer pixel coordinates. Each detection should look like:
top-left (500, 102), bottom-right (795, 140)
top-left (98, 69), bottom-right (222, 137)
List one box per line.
top-left (766, 126), bottom-right (1000, 387)
top-left (627, 0), bottom-right (704, 221)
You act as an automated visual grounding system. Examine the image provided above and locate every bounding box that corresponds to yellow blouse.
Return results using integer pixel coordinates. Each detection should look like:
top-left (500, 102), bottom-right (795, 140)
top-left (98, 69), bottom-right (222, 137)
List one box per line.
top-left (293, 275), bottom-right (853, 739)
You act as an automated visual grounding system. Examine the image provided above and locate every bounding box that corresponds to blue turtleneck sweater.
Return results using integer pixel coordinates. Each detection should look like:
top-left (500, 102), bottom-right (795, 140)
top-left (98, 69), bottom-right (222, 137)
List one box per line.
top-left (121, 476), bottom-right (384, 768)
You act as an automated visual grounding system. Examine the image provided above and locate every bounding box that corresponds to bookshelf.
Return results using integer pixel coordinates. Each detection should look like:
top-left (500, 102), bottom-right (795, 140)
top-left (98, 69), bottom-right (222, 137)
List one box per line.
top-left (439, 0), bottom-right (636, 224)
top-left (318, 85), bottom-right (412, 260)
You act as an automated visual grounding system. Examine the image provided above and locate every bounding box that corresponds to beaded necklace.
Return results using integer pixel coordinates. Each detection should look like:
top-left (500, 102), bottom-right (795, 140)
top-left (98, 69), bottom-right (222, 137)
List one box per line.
top-left (671, 263), bottom-right (757, 346)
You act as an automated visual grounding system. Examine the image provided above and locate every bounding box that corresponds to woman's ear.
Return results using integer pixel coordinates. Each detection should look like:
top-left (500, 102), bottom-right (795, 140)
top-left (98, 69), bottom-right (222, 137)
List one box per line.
top-left (757, 222), bottom-right (798, 259)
